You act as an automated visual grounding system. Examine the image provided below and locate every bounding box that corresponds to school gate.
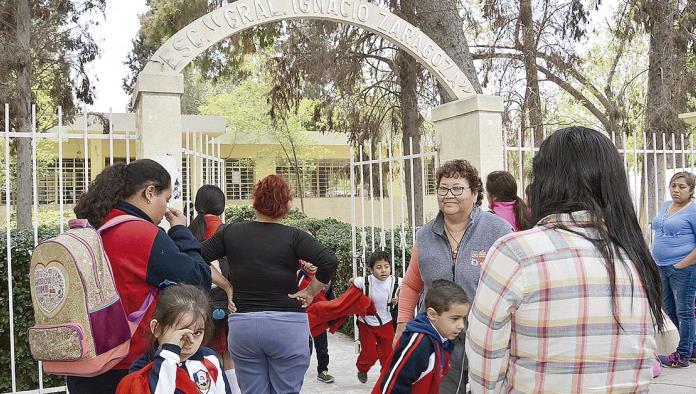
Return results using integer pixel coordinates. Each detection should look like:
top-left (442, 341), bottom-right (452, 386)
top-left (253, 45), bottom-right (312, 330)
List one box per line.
top-left (3, 1), bottom-right (504, 392)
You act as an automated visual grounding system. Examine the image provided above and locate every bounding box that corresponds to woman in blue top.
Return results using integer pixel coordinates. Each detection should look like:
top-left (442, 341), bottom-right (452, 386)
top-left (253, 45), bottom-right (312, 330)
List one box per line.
top-left (652, 171), bottom-right (696, 367)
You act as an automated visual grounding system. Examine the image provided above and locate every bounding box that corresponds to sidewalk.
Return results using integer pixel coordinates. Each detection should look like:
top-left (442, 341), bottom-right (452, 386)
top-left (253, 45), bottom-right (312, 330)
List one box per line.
top-left (301, 332), bottom-right (696, 393)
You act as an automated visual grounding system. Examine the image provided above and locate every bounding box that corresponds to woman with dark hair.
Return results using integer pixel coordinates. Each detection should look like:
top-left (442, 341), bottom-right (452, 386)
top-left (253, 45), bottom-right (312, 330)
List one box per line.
top-left (70, 159), bottom-right (212, 393)
top-left (652, 171), bottom-right (696, 368)
top-left (202, 174), bottom-right (338, 393)
top-left (485, 170), bottom-right (528, 230)
top-left (188, 184), bottom-right (240, 393)
top-left (394, 159), bottom-right (513, 393)
top-left (467, 127), bottom-right (664, 393)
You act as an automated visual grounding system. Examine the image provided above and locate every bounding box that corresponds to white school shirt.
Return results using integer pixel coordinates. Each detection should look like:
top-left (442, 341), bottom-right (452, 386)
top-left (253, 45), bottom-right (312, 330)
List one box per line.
top-left (353, 274), bottom-right (401, 327)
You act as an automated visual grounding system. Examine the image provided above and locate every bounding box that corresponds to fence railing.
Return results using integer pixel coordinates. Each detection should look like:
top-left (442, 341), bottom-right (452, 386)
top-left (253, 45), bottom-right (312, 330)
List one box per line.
top-left (504, 129), bottom-right (696, 245)
top-left (1, 104), bottom-right (224, 394)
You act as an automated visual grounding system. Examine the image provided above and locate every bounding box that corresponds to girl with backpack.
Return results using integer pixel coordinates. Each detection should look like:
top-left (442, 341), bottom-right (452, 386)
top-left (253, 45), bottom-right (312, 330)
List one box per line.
top-left (117, 283), bottom-right (231, 393)
top-left (188, 185), bottom-right (240, 393)
top-left (71, 159), bottom-right (212, 393)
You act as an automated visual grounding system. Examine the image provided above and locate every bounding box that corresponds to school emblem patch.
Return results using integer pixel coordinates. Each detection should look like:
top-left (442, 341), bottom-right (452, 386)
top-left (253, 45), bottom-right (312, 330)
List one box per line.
top-left (193, 369), bottom-right (211, 393)
top-left (470, 250), bottom-right (487, 267)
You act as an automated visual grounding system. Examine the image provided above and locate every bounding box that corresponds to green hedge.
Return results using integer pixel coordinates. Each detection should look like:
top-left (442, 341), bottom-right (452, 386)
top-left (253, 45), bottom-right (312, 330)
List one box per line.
top-left (0, 227), bottom-right (63, 392)
top-left (224, 205), bottom-right (413, 336)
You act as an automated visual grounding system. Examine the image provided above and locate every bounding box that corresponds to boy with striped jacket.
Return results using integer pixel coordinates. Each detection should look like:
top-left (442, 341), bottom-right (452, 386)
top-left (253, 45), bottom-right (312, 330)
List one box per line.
top-left (372, 280), bottom-right (469, 394)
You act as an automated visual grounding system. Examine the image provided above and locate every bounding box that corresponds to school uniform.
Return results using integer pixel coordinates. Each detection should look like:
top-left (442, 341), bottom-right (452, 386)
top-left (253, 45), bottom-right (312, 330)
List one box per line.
top-left (353, 274), bottom-right (400, 374)
top-left (372, 313), bottom-right (452, 394)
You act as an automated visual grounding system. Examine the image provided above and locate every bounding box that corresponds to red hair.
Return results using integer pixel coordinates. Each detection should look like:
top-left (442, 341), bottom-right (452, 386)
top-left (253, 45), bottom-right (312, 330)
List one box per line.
top-left (252, 175), bottom-right (293, 219)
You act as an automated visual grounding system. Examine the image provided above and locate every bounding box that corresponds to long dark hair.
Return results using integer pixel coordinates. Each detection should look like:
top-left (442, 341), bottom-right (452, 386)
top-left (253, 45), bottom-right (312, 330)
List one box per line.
top-left (74, 159), bottom-right (171, 227)
top-left (530, 127), bottom-right (664, 331)
top-left (486, 171), bottom-right (529, 229)
top-left (188, 185), bottom-right (226, 241)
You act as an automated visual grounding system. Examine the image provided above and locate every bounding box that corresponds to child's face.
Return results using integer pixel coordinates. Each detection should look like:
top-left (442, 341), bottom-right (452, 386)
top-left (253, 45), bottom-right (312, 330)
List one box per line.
top-left (427, 302), bottom-right (470, 340)
top-left (155, 312), bottom-right (206, 361)
top-left (370, 259), bottom-right (391, 281)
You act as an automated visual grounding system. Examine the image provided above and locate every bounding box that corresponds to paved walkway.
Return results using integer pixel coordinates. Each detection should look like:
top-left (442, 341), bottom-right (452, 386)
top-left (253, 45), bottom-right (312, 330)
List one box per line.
top-left (301, 332), bottom-right (696, 393)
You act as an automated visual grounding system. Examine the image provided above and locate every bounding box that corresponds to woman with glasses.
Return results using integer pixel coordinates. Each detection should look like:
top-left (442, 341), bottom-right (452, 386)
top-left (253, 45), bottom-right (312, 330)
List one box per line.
top-left (393, 159), bottom-right (513, 393)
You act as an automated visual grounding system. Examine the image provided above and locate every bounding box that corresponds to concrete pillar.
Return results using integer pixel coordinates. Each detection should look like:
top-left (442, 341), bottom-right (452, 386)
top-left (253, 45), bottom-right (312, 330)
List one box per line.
top-left (432, 95), bottom-right (504, 183)
top-left (133, 72), bottom-right (184, 213)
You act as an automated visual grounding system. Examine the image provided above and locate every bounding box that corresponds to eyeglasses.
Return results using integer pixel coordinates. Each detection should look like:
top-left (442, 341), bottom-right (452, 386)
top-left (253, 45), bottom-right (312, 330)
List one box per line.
top-left (436, 186), bottom-right (471, 196)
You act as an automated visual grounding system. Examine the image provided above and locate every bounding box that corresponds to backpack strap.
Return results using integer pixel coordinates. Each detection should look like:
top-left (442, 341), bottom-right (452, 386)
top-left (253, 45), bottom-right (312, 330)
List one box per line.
top-left (387, 275), bottom-right (399, 307)
top-left (98, 214), bottom-right (146, 234)
top-left (127, 288), bottom-right (158, 334)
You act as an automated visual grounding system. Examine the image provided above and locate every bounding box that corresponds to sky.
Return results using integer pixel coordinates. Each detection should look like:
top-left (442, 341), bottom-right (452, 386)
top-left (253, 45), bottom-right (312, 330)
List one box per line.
top-left (86, 0), bottom-right (148, 113)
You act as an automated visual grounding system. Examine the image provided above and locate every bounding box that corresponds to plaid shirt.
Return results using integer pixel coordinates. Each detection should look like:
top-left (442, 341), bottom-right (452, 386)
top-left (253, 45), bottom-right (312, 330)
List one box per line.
top-left (466, 211), bottom-right (656, 393)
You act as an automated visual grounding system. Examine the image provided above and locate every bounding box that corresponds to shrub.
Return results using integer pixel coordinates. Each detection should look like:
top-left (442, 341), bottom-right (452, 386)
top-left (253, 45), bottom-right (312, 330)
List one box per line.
top-left (0, 227), bottom-right (63, 392)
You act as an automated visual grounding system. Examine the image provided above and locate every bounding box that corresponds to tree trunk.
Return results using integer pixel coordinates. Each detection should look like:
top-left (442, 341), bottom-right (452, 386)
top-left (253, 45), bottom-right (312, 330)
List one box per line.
top-left (397, 49), bottom-right (424, 227)
top-left (397, 0), bottom-right (424, 227)
top-left (290, 145), bottom-right (305, 213)
top-left (15, 0), bottom-right (32, 229)
top-left (642, 0), bottom-right (691, 217)
top-left (415, 0), bottom-right (482, 101)
top-left (519, 0), bottom-right (544, 144)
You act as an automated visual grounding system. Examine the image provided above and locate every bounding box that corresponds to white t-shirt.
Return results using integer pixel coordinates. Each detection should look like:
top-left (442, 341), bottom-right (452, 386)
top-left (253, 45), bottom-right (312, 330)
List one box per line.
top-left (353, 274), bottom-right (401, 327)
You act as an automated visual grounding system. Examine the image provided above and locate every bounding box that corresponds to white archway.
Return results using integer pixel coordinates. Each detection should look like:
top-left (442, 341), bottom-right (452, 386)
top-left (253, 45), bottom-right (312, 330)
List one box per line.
top-left (132, 0), bottom-right (503, 212)
top-left (144, 0), bottom-right (476, 100)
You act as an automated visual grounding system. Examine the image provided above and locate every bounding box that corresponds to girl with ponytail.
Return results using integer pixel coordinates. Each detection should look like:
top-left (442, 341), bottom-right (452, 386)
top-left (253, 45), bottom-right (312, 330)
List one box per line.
top-left (70, 159), bottom-right (212, 394)
top-left (485, 171), bottom-right (529, 231)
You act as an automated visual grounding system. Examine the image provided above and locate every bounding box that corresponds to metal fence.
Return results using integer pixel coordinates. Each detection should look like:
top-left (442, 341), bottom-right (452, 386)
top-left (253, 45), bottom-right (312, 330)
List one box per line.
top-left (1, 105), bottom-right (223, 394)
top-left (504, 129), bottom-right (696, 245)
top-left (349, 136), bottom-right (437, 348)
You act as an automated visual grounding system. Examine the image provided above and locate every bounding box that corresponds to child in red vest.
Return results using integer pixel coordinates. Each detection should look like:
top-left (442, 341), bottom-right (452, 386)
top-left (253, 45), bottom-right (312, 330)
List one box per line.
top-left (117, 284), bottom-right (231, 394)
top-left (351, 250), bottom-right (401, 383)
top-left (372, 279), bottom-right (469, 394)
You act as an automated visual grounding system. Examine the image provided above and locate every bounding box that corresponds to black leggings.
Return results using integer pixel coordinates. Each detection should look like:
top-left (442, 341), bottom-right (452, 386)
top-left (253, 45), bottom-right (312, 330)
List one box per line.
top-left (66, 369), bottom-right (129, 394)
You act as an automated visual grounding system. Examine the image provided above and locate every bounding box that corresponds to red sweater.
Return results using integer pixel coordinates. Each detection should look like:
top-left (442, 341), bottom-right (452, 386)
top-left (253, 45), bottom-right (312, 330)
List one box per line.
top-left (306, 286), bottom-right (375, 337)
top-left (101, 201), bottom-right (212, 370)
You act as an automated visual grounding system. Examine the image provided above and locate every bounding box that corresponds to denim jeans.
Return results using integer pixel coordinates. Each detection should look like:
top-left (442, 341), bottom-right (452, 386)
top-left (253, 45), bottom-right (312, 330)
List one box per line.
top-left (660, 264), bottom-right (696, 357)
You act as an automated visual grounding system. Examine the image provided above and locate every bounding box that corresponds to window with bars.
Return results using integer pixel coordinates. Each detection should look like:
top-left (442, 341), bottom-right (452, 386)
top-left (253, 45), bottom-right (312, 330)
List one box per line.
top-left (225, 159), bottom-right (255, 199)
top-left (179, 158), bottom-right (230, 200)
top-left (276, 159), bottom-right (351, 198)
top-left (38, 158), bottom-right (90, 204)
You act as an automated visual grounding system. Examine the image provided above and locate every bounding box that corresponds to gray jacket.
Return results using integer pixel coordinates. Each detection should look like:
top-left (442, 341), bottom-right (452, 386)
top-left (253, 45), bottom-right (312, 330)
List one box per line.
top-left (416, 207), bottom-right (513, 310)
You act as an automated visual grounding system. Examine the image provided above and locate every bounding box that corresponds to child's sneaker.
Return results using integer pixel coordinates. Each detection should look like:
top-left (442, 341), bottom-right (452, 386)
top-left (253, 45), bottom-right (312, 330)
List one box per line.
top-left (357, 372), bottom-right (368, 383)
top-left (317, 370), bottom-right (335, 383)
top-left (658, 351), bottom-right (690, 368)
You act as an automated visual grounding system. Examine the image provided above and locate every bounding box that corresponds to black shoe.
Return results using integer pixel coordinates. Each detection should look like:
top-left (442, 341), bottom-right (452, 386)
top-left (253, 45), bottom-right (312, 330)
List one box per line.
top-left (317, 370), bottom-right (335, 383)
top-left (357, 372), bottom-right (367, 383)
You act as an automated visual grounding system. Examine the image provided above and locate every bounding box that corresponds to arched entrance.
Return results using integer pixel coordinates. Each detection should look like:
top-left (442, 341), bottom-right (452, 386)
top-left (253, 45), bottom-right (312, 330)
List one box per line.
top-left (133, 0), bottom-right (503, 209)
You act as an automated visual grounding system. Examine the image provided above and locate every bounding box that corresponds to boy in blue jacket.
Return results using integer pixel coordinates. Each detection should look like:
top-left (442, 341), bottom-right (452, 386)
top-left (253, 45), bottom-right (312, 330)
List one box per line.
top-left (372, 279), bottom-right (469, 394)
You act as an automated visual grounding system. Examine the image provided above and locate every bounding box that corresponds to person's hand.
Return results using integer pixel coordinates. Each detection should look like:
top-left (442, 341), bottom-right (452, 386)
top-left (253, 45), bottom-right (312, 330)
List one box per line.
top-left (225, 288), bottom-right (237, 313)
top-left (165, 207), bottom-right (187, 227)
top-left (393, 322), bottom-right (406, 348)
top-left (160, 326), bottom-right (194, 349)
top-left (674, 261), bottom-right (688, 269)
top-left (288, 287), bottom-right (314, 308)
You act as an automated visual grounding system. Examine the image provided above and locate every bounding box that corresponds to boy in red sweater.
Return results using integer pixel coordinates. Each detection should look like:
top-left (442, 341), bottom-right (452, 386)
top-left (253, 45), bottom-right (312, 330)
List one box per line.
top-left (372, 280), bottom-right (469, 394)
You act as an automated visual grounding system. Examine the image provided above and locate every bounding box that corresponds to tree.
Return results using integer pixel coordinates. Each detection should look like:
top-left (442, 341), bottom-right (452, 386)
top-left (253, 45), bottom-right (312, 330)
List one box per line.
top-left (636, 0), bottom-right (696, 214)
top-left (0, 0), bottom-right (105, 228)
top-left (199, 67), bottom-right (316, 211)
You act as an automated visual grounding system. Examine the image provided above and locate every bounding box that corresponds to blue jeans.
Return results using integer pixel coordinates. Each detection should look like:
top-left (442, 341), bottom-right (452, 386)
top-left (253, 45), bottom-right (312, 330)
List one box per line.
top-left (660, 264), bottom-right (696, 357)
top-left (228, 311), bottom-right (310, 394)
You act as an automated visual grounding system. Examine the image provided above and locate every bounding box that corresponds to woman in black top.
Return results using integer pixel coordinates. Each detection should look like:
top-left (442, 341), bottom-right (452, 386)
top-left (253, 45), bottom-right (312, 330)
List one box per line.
top-left (202, 175), bottom-right (338, 394)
